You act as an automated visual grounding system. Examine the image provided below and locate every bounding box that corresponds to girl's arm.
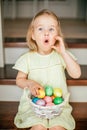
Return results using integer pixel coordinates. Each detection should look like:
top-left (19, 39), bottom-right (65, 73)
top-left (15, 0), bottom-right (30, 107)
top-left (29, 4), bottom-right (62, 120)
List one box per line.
top-left (52, 36), bottom-right (81, 78)
top-left (16, 71), bottom-right (43, 96)
top-left (61, 51), bottom-right (81, 78)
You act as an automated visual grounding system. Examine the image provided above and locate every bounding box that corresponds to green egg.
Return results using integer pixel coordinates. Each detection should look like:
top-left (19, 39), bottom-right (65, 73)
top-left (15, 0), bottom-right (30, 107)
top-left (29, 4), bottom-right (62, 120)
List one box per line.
top-left (53, 97), bottom-right (64, 105)
top-left (45, 86), bottom-right (53, 96)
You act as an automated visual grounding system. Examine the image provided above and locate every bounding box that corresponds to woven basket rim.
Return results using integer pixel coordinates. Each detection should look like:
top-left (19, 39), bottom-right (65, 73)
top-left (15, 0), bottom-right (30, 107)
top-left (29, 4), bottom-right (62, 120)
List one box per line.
top-left (29, 98), bottom-right (66, 110)
top-left (29, 93), bottom-right (70, 109)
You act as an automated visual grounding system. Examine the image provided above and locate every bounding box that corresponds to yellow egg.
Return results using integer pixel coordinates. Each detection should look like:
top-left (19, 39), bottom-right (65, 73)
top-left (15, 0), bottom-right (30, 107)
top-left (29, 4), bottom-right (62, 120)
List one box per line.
top-left (53, 88), bottom-right (62, 97)
top-left (37, 89), bottom-right (45, 98)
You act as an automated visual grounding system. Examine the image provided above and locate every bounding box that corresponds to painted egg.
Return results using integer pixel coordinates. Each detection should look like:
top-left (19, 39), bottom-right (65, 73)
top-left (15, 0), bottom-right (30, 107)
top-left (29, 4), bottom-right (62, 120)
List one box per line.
top-left (36, 99), bottom-right (46, 106)
top-left (46, 102), bottom-right (55, 106)
top-left (51, 95), bottom-right (55, 101)
top-left (45, 86), bottom-right (53, 96)
top-left (53, 97), bottom-right (64, 105)
top-left (53, 88), bottom-right (62, 97)
top-left (37, 89), bottom-right (45, 98)
top-left (44, 96), bottom-right (52, 103)
top-left (32, 97), bottom-right (40, 104)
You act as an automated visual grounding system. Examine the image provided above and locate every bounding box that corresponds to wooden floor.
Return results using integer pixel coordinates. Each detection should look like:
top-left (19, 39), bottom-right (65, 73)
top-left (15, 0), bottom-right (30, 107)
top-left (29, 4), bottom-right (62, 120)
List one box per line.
top-left (3, 18), bottom-right (87, 39)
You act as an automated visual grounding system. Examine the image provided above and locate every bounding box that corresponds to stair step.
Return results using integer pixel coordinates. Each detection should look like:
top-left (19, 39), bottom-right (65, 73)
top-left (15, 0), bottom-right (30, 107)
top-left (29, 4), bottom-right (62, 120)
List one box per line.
top-left (0, 101), bottom-right (87, 130)
top-left (0, 64), bottom-right (87, 86)
top-left (4, 38), bottom-right (87, 48)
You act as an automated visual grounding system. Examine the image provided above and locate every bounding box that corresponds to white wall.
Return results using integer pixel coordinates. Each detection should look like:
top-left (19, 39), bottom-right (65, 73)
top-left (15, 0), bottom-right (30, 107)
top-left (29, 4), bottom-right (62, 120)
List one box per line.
top-left (69, 49), bottom-right (87, 65)
top-left (69, 86), bottom-right (87, 102)
top-left (0, 85), bottom-right (22, 101)
top-left (4, 48), bottom-right (29, 64)
top-left (4, 48), bottom-right (87, 65)
top-left (0, 85), bottom-right (87, 102)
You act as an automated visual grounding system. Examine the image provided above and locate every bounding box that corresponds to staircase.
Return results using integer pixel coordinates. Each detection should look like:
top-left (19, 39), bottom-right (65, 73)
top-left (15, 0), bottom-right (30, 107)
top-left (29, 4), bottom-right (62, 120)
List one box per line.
top-left (0, 18), bottom-right (87, 130)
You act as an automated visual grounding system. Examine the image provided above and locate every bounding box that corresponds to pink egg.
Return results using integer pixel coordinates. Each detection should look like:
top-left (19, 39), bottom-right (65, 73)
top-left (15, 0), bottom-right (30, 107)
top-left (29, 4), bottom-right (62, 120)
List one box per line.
top-left (36, 99), bottom-right (46, 106)
top-left (44, 96), bottom-right (52, 103)
top-left (46, 102), bottom-right (55, 106)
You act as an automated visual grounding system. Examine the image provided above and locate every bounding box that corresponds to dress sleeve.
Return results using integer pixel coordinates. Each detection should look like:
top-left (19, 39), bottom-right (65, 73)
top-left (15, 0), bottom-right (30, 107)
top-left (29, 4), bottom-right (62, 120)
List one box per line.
top-left (12, 53), bottom-right (29, 74)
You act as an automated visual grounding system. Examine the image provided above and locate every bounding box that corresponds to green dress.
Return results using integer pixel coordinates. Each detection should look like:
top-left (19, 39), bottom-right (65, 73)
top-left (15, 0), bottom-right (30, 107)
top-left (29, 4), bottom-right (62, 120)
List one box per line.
top-left (13, 50), bottom-right (75, 129)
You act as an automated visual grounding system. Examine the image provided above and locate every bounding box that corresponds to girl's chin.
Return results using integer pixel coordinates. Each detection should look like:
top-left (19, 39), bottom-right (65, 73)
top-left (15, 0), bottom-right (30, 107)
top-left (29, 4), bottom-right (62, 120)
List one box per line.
top-left (38, 49), bottom-right (53, 55)
top-left (43, 49), bottom-right (53, 54)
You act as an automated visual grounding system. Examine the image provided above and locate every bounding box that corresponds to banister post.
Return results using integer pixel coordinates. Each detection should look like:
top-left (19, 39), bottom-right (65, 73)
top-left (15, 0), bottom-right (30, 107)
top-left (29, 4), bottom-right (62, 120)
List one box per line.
top-left (0, 0), bottom-right (4, 67)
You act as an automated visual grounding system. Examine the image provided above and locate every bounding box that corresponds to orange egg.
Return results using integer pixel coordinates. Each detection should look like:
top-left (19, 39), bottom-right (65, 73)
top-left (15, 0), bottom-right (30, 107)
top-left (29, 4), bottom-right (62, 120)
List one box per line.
top-left (37, 89), bottom-right (45, 98)
top-left (51, 95), bottom-right (55, 101)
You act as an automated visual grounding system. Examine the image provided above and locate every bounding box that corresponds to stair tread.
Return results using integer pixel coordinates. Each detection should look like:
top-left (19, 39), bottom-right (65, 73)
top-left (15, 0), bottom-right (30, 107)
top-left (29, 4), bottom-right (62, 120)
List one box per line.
top-left (0, 64), bottom-right (87, 85)
top-left (0, 101), bottom-right (87, 129)
top-left (4, 37), bottom-right (87, 48)
top-left (0, 102), bottom-right (87, 120)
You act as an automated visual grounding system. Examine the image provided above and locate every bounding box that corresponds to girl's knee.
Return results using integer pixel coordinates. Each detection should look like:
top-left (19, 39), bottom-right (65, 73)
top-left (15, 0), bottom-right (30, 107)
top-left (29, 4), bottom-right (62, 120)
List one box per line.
top-left (49, 126), bottom-right (66, 130)
top-left (31, 124), bottom-right (47, 130)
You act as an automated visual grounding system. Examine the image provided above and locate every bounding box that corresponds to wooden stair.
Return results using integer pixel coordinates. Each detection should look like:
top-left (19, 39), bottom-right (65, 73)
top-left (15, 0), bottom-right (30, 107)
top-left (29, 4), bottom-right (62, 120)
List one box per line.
top-left (0, 64), bottom-right (87, 129)
top-left (4, 37), bottom-right (87, 48)
top-left (0, 101), bottom-right (87, 130)
top-left (1, 31), bottom-right (87, 129)
top-left (0, 64), bottom-right (87, 86)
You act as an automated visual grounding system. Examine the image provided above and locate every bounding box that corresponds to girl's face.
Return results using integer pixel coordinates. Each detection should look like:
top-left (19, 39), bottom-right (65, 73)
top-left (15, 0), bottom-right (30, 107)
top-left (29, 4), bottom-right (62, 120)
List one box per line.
top-left (32, 14), bottom-right (58, 55)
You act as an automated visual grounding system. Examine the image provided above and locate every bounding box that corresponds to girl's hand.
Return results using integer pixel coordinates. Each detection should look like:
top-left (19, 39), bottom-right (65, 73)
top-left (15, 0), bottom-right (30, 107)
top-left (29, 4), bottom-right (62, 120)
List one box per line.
top-left (27, 80), bottom-right (44, 97)
top-left (51, 36), bottom-right (66, 54)
top-left (16, 71), bottom-right (44, 97)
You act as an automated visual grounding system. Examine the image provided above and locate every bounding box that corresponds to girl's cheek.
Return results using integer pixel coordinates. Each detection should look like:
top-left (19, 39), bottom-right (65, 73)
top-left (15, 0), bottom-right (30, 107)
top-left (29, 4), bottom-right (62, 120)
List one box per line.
top-left (52, 37), bottom-right (57, 45)
top-left (50, 39), bottom-right (56, 46)
top-left (53, 36), bottom-right (57, 42)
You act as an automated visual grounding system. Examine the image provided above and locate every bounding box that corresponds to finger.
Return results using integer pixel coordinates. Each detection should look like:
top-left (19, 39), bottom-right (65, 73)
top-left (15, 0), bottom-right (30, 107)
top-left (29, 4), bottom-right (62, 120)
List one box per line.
top-left (55, 35), bottom-right (61, 40)
top-left (31, 86), bottom-right (37, 96)
top-left (32, 90), bottom-right (36, 96)
top-left (39, 86), bottom-right (44, 90)
top-left (55, 36), bottom-right (63, 44)
top-left (51, 45), bottom-right (58, 51)
top-left (35, 88), bottom-right (39, 95)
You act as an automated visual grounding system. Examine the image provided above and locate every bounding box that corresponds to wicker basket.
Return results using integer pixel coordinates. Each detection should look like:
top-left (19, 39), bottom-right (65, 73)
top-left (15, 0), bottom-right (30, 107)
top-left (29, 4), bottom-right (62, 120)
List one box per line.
top-left (29, 93), bottom-right (70, 119)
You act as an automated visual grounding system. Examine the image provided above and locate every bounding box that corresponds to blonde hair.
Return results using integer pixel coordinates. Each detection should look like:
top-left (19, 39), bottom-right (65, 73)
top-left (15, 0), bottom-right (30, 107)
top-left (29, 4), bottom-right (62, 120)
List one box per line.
top-left (26, 9), bottom-right (63, 51)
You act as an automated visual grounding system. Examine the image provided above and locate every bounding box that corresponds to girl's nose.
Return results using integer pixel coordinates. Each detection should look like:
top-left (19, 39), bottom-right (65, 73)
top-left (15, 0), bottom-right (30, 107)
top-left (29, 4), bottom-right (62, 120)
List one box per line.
top-left (44, 30), bottom-right (49, 36)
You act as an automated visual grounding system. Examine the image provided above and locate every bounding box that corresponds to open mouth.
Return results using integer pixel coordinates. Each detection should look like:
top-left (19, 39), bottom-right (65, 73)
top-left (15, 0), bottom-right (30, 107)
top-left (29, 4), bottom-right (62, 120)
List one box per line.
top-left (44, 39), bottom-right (49, 44)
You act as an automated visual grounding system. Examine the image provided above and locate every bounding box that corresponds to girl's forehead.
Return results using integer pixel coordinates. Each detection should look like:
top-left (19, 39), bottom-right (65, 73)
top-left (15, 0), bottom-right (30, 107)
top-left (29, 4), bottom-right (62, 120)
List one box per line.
top-left (33, 14), bottom-right (58, 26)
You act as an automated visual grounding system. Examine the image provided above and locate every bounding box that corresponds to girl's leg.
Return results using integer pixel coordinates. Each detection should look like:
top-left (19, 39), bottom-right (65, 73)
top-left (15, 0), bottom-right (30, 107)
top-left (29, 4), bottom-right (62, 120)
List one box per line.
top-left (49, 126), bottom-right (66, 130)
top-left (30, 125), bottom-right (47, 130)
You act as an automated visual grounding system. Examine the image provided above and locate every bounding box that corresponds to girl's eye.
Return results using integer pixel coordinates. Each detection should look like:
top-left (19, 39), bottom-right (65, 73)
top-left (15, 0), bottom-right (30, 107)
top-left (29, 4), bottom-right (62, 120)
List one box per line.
top-left (49, 28), bottom-right (54, 31)
top-left (38, 27), bottom-right (43, 31)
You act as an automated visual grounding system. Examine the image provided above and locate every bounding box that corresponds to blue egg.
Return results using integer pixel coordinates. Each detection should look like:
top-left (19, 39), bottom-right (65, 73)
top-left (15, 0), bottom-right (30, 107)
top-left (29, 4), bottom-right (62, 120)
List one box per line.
top-left (32, 97), bottom-right (40, 104)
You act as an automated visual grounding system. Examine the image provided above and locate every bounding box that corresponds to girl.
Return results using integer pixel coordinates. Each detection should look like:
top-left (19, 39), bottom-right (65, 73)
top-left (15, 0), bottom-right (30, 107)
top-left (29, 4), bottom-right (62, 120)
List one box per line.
top-left (13, 9), bottom-right (81, 130)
